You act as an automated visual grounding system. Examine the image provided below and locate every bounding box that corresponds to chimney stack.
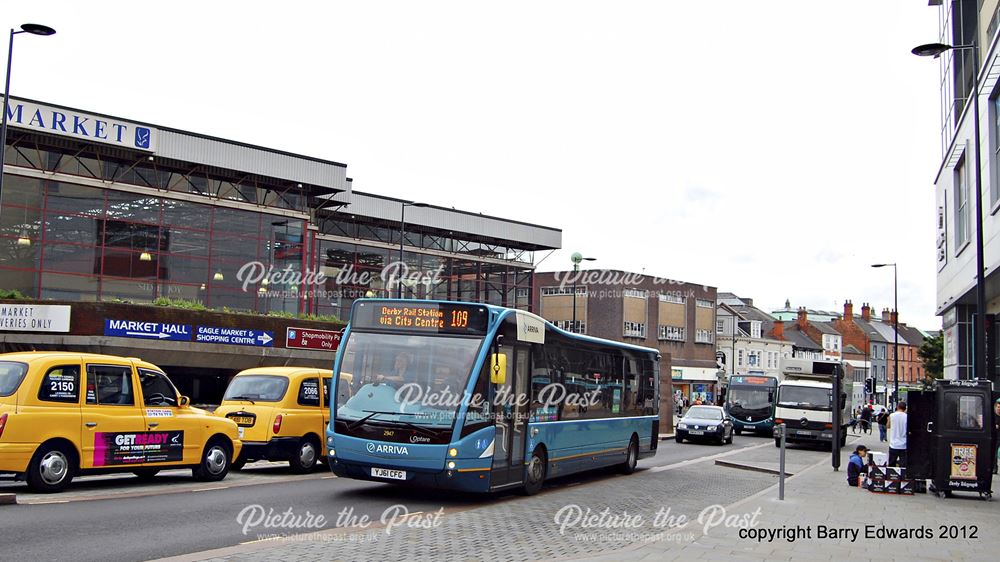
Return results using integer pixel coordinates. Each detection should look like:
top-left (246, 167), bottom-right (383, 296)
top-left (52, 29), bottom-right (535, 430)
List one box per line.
top-left (745, 298), bottom-right (754, 307)
top-left (772, 319), bottom-right (785, 340)
top-left (882, 308), bottom-right (891, 323)
top-left (844, 300), bottom-right (853, 321)
top-left (890, 310), bottom-right (898, 326)
top-left (797, 307), bottom-right (808, 329)
top-left (861, 302), bottom-right (871, 321)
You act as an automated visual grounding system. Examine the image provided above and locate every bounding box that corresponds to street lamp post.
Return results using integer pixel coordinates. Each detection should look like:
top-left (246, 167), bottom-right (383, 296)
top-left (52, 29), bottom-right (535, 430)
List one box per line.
top-left (913, 42), bottom-right (988, 382)
top-left (397, 201), bottom-right (428, 299)
top-left (869, 331), bottom-right (882, 406)
top-left (0, 24), bottom-right (56, 216)
top-left (570, 252), bottom-right (595, 334)
top-left (871, 263), bottom-right (898, 404)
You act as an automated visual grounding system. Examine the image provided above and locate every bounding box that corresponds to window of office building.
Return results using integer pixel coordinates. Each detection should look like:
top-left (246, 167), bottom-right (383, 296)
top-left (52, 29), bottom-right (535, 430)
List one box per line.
top-left (623, 321), bottom-right (646, 338)
top-left (658, 325), bottom-right (685, 342)
top-left (955, 153), bottom-right (970, 250)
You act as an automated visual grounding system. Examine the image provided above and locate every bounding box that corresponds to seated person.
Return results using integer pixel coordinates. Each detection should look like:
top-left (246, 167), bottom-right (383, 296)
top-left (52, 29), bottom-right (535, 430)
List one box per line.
top-left (847, 445), bottom-right (869, 487)
top-left (374, 352), bottom-right (412, 388)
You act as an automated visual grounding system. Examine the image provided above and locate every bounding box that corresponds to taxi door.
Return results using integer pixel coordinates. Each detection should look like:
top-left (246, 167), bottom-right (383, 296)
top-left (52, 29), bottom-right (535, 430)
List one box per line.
top-left (79, 363), bottom-right (147, 470)
top-left (136, 367), bottom-right (199, 465)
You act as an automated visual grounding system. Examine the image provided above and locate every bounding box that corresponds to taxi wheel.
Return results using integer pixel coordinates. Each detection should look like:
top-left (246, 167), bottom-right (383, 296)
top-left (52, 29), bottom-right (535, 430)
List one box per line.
top-left (26, 442), bottom-right (76, 493)
top-left (193, 438), bottom-right (231, 482)
top-left (289, 437), bottom-right (319, 473)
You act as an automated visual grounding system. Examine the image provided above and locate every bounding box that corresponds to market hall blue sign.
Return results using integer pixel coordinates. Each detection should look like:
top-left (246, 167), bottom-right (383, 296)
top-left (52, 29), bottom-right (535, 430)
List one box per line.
top-left (104, 319), bottom-right (191, 341)
top-left (4, 98), bottom-right (157, 152)
top-left (195, 326), bottom-right (274, 347)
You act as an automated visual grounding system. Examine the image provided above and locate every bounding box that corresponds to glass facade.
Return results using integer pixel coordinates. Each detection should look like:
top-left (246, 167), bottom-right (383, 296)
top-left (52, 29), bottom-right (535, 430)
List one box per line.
top-left (0, 174), bottom-right (305, 313)
top-left (314, 239), bottom-right (534, 321)
top-left (1, 132), bottom-right (540, 320)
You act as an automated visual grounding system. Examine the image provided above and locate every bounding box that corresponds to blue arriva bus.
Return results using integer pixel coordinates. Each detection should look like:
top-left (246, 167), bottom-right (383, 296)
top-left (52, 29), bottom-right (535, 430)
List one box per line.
top-left (724, 375), bottom-right (778, 435)
top-left (326, 299), bottom-right (660, 494)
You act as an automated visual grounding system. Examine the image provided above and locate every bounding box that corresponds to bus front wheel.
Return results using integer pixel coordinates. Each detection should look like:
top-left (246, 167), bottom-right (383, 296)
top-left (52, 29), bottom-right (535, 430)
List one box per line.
top-left (522, 448), bottom-right (546, 496)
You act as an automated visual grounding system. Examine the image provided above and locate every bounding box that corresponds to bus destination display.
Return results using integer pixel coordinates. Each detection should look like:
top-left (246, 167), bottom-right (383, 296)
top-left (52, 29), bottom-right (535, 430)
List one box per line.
top-left (353, 301), bottom-right (488, 335)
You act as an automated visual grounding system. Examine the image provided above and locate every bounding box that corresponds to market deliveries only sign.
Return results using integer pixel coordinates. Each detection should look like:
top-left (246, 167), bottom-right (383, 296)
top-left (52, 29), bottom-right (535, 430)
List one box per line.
top-left (286, 327), bottom-right (341, 351)
top-left (0, 304), bottom-right (70, 332)
top-left (93, 431), bottom-right (184, 466)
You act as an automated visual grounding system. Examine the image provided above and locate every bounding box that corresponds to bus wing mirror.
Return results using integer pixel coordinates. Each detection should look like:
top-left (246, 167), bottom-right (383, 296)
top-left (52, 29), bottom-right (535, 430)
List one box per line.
top-left (490, 354), bottom-right (507, 385)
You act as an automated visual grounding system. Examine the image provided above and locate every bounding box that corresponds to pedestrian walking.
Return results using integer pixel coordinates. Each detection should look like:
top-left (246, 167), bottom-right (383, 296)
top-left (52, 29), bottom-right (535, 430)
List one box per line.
top-left (876, 410), bottom-right (889, 442)
top-left (860, 404), bottom-right (873, 434)
top-left (887, 401), bottom-right (908, 468)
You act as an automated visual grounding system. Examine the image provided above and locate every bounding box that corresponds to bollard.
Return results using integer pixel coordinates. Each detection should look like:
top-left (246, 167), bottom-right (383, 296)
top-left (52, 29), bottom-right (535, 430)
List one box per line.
top-left (778, 422), bottom-right (786, 501)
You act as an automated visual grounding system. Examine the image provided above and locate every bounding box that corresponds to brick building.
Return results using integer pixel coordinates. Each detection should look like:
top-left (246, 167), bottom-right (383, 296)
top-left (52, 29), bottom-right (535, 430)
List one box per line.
top-left (533, 270), bottom-right (718, 409)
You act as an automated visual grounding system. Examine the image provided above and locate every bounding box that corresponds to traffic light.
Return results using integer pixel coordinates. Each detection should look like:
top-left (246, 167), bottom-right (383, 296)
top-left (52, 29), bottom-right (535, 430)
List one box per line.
top-left (865, 378), bottom-right (874, 395)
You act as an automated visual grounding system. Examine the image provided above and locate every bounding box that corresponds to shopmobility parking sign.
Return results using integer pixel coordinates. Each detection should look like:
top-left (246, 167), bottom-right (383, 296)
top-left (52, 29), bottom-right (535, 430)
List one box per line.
top-left (104, 319), bottom-right (192, 341)
top-left (286, 327), bottom-right (342, 351)
top-left (4, 97), bottom-right (157, 152)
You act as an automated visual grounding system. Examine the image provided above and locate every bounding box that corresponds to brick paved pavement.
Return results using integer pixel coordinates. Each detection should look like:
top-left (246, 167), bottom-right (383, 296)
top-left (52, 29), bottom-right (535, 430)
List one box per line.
top-left (160, 433), bottom-right (1000, 562)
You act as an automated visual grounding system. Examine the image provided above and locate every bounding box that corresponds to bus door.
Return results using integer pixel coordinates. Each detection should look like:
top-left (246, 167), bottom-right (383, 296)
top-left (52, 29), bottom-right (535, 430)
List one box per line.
top-left (491, 346), bottom-right (529, 487)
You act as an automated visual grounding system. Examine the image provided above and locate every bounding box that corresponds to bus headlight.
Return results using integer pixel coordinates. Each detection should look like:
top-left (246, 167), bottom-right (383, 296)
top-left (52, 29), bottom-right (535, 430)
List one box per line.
top-left (448, 448), bottom-right (458, 458)
top-left (327, 436), bottom-right (334, 446)
top-left (447, 461), bottom-right (456, 469)
top-left (329, 448), bottom-right (335, 457)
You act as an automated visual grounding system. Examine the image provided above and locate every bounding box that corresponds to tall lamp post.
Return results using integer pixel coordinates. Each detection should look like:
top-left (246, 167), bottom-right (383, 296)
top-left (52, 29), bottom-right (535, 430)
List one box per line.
top-left (0, 23), bottom-right (56, 215)
top-left (913, 42), bottom-right (988, 383)
top-left (570, 252), bottom-right (595, 334)
top-left (871, 263), bottom-right (898, 403)
top-left (869, 331), bottom-right (882, 406)
top-left (397, 201), bottom-right (428, 299)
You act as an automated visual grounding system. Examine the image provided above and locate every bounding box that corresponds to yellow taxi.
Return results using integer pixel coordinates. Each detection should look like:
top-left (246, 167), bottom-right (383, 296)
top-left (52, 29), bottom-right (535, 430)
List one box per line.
top-left (215, 367), bottom-right (347, 472)
top-left (0, 352), bottom-right (242, 493)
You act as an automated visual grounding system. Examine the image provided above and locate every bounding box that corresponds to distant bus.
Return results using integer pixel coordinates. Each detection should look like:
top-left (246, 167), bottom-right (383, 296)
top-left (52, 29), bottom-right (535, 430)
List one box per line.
top-left (326, 299), bottom-right (660, 495)
top-left (724, 375), bottom-right (778, 435)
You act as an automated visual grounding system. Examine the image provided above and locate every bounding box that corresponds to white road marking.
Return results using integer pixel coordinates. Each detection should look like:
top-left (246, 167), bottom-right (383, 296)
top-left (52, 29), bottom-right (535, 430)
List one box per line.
top-left (649, 441), bottom-right (771, 473)
top-left (192, 486), bottom-right (229, 492)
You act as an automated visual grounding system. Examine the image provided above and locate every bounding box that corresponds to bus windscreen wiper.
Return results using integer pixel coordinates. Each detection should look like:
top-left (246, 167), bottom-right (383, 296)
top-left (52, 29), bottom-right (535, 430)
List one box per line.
top-left (351, 410), bottom-right (438, 438)
top-left (348, 410), bottom-right (394, 430)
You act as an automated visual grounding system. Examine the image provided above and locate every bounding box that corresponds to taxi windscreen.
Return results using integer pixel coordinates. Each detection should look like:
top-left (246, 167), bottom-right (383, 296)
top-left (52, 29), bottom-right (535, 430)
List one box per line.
top-left (0, 361), bottom-right (28, 397)
top-left (223, 375), bottom-right (290, 402)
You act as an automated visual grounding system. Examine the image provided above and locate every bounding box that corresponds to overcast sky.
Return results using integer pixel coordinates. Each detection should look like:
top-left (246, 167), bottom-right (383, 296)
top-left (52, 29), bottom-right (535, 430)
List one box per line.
top-left (5, 2), bottom-right (943, 328)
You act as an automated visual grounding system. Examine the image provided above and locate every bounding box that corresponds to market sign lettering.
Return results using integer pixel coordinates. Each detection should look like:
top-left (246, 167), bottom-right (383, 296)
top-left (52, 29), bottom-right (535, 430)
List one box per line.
top-left (0, 304), bottom-right (70, 332)
top-left (4, 97), bottom-right (157, 152)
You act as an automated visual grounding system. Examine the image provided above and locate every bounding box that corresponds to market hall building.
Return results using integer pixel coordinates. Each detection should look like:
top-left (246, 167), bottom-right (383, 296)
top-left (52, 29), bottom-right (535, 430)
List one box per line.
top-left (0, 96), bottom-right (561, 403)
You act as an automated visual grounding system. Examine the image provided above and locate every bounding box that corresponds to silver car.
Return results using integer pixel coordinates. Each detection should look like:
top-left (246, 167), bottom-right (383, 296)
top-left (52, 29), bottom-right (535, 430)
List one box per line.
top-left (675, 405), bottom-right (734, 445)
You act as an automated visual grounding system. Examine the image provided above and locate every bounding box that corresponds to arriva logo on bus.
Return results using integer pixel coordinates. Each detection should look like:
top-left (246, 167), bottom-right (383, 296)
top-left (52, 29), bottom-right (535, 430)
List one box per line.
top-left (367, 442), bottom-right (409, 455)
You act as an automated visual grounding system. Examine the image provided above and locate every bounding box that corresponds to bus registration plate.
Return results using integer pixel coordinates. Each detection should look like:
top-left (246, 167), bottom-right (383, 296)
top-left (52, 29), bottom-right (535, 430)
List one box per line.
top-left (372, 467), bottom-right (406, 480)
